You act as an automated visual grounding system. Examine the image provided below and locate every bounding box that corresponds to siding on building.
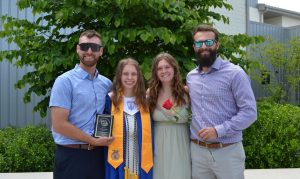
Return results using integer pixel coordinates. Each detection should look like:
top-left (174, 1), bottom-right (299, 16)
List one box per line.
top-left (248, 0), bottom-right (258, 8)
top-left (248, 21), bottom-right (300, 103)
top-left (248, 21), bottom-right (287, 41)
top-left (288, 25), bottom-right (300, 37)
top-left (213, 0), bottom-right (247, 35)
top-left (249, 6), bottom-right (260, 22)
top-left (0, 0), bottom-right (50, 128)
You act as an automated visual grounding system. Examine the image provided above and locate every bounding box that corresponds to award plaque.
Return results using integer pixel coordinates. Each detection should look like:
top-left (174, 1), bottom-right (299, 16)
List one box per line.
top-left (93, 114), bottom-right (113, 138)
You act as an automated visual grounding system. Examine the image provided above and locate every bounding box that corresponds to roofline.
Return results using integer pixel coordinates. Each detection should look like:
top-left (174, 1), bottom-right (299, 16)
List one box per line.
top-left (257, 3), bottom-right (300, 19)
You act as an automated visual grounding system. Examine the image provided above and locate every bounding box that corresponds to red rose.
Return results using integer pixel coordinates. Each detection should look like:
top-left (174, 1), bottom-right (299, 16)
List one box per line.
top-left (162, 99), bottom-right (173, 110)
top-left (162, 98), bottom-right (191, 123)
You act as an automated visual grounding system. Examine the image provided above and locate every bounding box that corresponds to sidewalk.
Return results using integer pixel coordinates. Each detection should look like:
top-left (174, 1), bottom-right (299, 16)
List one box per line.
top-left (244, 168), bottom-right (300, 179)
top-left (0, 169), bottom-right (299, 179)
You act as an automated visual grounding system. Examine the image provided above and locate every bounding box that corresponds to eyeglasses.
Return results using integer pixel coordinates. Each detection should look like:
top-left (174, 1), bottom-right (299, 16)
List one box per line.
top-left (193, 39), bottom-right (216, 48)
top-left (78, 43), bottom-right (102, 52)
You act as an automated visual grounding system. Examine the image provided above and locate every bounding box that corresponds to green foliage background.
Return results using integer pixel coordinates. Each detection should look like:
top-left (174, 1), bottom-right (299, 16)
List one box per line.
top-left (243, 101), bottom-right (300, 168)
top-left (0, 0), bottom-right (263, 117)
top-left (0, 126), bottom-right (55, 172)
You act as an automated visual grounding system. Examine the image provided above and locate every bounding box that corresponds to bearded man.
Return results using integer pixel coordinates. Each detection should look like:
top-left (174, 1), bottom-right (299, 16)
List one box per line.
top-left (187, 24), bottom-right (257, 179)
top-left (49, 30), bottom-right (114, 179)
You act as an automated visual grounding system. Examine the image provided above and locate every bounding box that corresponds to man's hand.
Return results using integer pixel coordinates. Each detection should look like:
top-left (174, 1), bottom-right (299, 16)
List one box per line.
top-left (198, 127), bottom-right (217, 141)
top-left (90, 136), bottom-right (115, 146)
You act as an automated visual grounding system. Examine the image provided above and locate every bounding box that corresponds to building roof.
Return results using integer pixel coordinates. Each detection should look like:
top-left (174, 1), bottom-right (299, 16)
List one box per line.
top-left (257, 3), bottom-right (300, 19)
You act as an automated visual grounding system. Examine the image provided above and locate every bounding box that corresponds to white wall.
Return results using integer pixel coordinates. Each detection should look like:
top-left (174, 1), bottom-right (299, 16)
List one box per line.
top-left (263, 16), bottom-right (300, 27)
top-left (249, 7), bottom-right (261, 22)
top-left (212, 0), bottom-right (247, 35)
top-left (282, 16), bottom-right (300, 27)
top-left (248, 2), bottom-right (300, 27)
top-left (264, 16), bottom-right (283, 26)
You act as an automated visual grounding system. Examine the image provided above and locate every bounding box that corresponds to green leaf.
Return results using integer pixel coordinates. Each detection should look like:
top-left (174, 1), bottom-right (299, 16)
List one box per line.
top-left (170, 35), bottom-right (176, 45)
top-left (107, 44), bottom-right (115, 55)
top-left (0, 0), bottom-right (261, 118)
top-left (114, 19), bottom-right (121, 27)
top-left (129, 30), bottom-right (136, 41)
top-left (140, 33), bottom-right (149, 42)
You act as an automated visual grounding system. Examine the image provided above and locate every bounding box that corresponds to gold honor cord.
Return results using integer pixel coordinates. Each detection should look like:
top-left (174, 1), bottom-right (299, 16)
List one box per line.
top-left (140, 107), bottom-right (153, 173)
top-left (108, 100), bottom-right (124, 169)
top-left (108, 97), bottom-right (153, 175)
top-left (124, 167), bottom-right (129, 179)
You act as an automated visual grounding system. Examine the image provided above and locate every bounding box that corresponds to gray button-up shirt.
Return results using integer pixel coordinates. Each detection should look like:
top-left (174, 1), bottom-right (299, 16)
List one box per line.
top-left (187, 57), bottom-right (257, 143)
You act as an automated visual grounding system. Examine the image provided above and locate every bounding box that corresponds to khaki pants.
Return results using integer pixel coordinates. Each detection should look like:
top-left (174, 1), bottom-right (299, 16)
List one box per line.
top-left (191, 141), bottom-right (245, 179)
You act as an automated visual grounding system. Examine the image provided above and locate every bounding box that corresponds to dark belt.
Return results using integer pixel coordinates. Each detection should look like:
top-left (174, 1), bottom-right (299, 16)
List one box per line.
top-left (191, 139), bottom-right (235, 149)
top-left (60, 144), bottom-right (100, 150)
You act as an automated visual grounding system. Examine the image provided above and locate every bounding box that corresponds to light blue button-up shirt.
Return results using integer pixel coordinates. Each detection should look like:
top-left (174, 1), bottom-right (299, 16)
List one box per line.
top-left (187, 57), bottom-right (257, 143)
top-left (49, 64), bottom-right (112, 145)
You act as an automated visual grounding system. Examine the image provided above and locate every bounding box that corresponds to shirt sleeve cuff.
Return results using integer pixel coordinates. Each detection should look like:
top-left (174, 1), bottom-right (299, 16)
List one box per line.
top-left (215, 125), bottom-right (226, 138)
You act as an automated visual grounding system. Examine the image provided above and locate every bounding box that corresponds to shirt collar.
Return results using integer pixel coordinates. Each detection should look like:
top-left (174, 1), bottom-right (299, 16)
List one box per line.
top-left (211, 56), bottom-right (222, 70)
top-left (74, 64), bottom-right (99, 80)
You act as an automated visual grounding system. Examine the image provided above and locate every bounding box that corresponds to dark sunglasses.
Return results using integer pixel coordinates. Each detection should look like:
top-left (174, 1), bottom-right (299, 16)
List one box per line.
top-left (78, 43), bottom-right (102, 52)
top-left (194, 39), bottom-right (216, 48)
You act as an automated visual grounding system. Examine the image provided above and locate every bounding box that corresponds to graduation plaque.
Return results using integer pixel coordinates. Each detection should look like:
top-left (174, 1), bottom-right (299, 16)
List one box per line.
top-left (93, 114), bottom-right (113, 137)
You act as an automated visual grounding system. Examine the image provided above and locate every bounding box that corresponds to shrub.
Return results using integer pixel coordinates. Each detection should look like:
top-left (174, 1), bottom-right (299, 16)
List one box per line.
top-left (244, 100), bottom-right (300, 168)
top-left (0, 126), bottom-right (55, 172)
top-left (1, 101), bottom-right (299, 171)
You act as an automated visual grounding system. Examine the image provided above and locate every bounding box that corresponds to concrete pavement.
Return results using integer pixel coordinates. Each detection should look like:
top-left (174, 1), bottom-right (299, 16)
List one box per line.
top-left (0, 168), bottom-right (299, 179)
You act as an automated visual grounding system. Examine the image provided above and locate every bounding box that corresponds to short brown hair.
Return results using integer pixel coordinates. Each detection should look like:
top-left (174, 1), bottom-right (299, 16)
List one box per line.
top-left (80, 30), bottom-right (102, 44)
top-left (192, 24), bottom-right (219, 41)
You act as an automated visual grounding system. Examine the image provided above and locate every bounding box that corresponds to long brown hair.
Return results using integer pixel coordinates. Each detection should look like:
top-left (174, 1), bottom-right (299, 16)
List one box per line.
top-left (148, 52), bottom-right (188, 112)
top-left (111, 58), bottom-right (148, 112)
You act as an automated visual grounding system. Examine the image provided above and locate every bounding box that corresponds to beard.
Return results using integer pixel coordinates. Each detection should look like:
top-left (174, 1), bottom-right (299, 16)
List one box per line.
top-left (195, 48), bottom-right (218, 69)
top-left (79, 55), bottom-right (99, 67)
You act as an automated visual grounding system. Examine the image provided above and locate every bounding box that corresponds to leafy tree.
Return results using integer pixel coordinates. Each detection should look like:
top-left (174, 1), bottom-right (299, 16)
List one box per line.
top-left (249, 36), bottom-right (300, 104)
top-left (0, 0), bottom-right (263, 117)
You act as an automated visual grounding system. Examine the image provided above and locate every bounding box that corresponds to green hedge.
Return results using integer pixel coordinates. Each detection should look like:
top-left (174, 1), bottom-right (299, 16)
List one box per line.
top-left (244, 101), bottom-right (300, 168)
top-left (0, 126), bottom-right (55, 172)
top-left (0, 101), bottom-right (299, 172)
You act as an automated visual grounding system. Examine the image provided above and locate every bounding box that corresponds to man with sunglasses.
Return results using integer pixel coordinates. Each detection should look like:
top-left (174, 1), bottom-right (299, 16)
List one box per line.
top-left (187, 24), bottom-right (257, 179)
top-left (49, 30), bottom-right (114, 179)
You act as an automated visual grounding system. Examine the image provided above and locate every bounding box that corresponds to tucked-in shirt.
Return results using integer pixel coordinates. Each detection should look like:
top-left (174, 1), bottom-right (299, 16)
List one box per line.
top-left (49, 64), bottom-right (112, 145)
top-left (187, 57), bottom-right (257, 143)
